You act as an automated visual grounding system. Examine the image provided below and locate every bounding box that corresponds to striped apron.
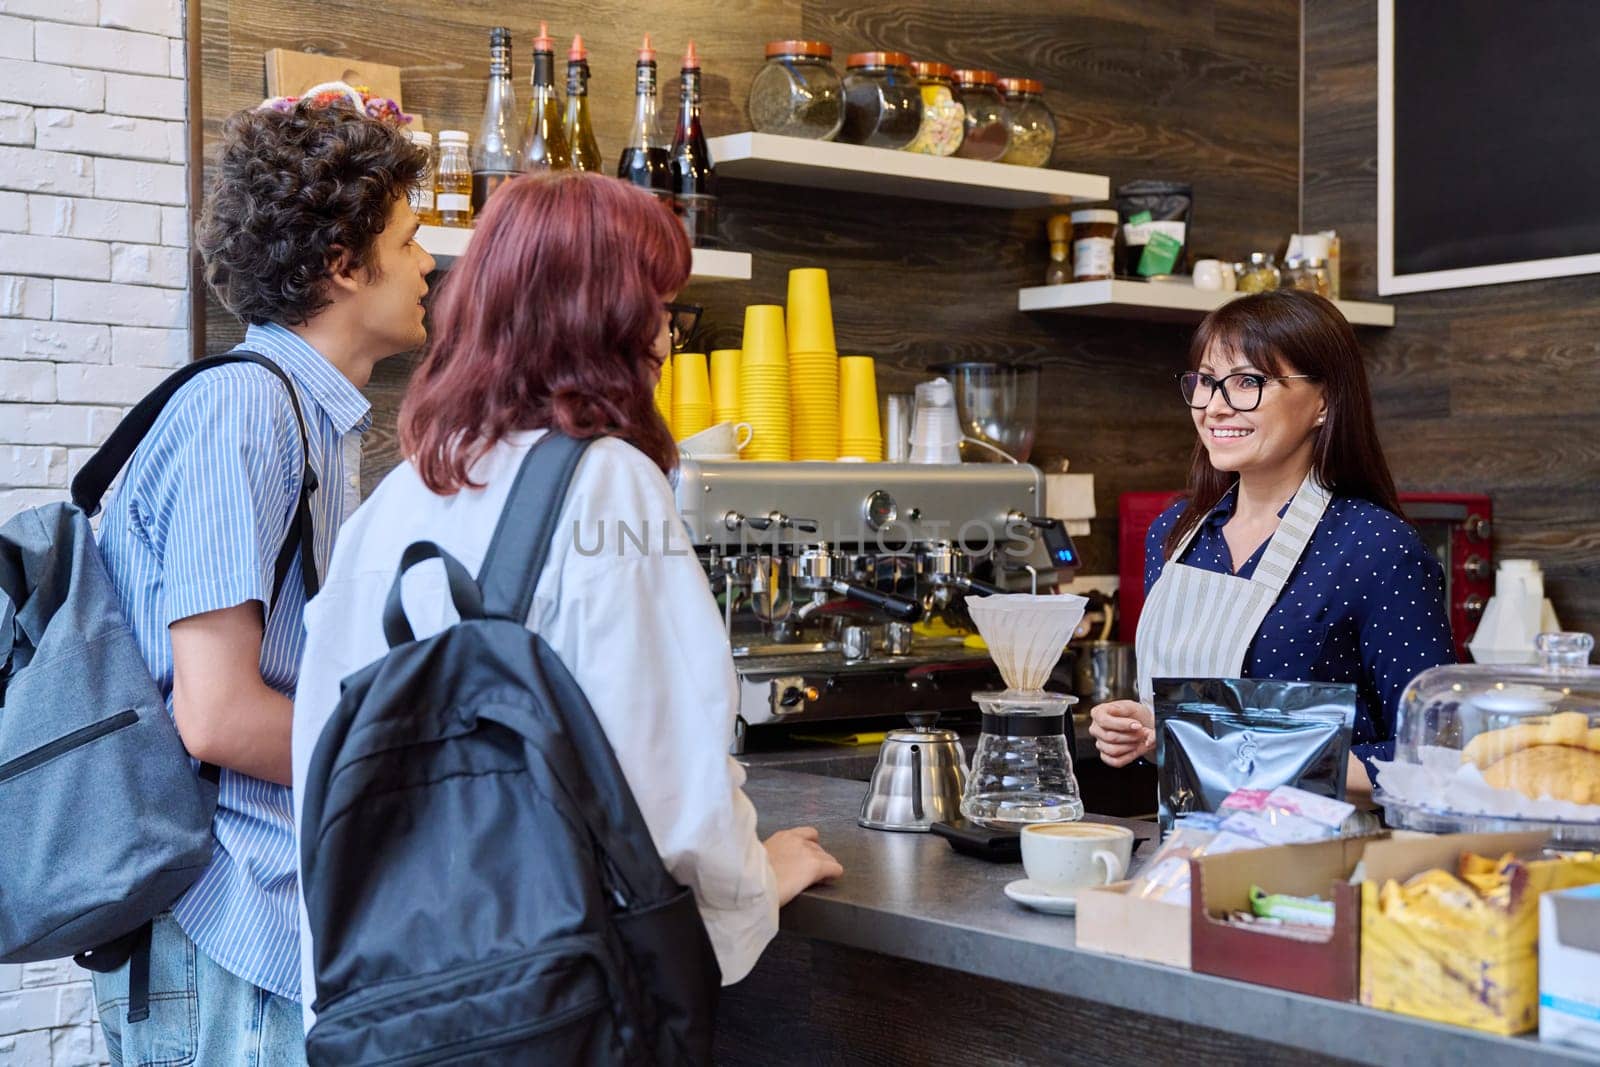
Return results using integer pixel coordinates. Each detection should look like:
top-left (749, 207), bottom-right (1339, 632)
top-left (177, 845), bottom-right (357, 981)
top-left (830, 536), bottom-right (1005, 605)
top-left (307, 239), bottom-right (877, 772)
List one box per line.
top-left (1135, 474), bottom-right (1332, 706)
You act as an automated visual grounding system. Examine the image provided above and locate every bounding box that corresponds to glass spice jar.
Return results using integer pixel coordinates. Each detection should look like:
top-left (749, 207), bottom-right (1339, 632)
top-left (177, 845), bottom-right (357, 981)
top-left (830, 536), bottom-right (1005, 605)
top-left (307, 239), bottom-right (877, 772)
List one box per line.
top-left (838, 51), bottom-right (923, 149)
top-left (1236, 251), bottom-right (1280, 293)
top-left (951, 69), bottom-right (1010, 161)
top-left (905, 61), bottom-right (965, 157)
top-left (1070, 209), bottom-right (1118, 281)
top-left (406, 129), bottom-right (439, 226)
top-left (748, 40), bottom-right (845, 141)
top-left (997, 77), bottom-right (1055, 167)
top-left (436, 130), bottom-right (473, 228)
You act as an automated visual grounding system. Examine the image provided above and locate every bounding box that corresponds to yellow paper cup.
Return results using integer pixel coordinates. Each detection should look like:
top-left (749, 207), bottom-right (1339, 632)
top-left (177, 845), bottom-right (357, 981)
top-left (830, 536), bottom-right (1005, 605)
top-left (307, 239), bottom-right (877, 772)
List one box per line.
top-left (787, 268), bottom-right (836, 354)
top-left (673, 353), bottom-right (712, 438)
top-left (741, 305), bottom-right (788, 365)
top-left (653, 352), bottom-right (673, 434)
top-left (839, 355), bottom-right (881, 446)
top-left (710, 349), bottom-right (741, 424)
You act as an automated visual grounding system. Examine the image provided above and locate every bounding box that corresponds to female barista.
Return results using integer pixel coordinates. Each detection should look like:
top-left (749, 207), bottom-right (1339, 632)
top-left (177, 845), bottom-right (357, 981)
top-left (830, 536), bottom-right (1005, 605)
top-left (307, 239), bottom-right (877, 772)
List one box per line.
top-left (1088, 290), bottom-right (1456, 796)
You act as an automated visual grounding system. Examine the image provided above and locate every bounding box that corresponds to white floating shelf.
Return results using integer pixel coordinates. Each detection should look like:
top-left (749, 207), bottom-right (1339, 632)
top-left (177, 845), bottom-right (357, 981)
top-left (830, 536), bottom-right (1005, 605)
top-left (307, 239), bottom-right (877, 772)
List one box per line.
top-left (706, 131), bottom-right (1109, 208)
top-left (1018, 279), bottom-right (1395, 327)
top-left (687, 247), bottom-right (753, 282)
top-left (417, 225), bottom-right (752, 282)
top-left (416, 224), bottom-right (472, 266)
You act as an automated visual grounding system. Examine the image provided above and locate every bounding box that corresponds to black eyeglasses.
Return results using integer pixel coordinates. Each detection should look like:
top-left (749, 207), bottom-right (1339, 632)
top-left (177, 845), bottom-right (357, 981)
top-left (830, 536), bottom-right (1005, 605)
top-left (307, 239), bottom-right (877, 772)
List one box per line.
top-left (664, 301), bottom-right (702, 351)
top-left (1178, 371), bottom-right (1317, 412)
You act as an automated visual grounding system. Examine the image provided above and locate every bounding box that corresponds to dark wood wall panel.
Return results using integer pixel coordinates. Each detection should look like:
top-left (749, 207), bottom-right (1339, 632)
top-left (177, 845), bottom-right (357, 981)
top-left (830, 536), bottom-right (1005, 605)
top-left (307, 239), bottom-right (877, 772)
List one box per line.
top-left (1303, 0), bottom-right (1600, 635)
top-left (716, 933), bottom-right (1355, 1066)
top-left (199, 0), bottom-right (1302, 575)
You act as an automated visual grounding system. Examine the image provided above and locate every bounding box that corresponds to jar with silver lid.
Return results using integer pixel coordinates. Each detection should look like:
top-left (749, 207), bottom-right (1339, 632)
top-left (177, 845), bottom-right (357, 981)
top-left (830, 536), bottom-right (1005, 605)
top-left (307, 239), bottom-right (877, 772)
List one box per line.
top-left (1237, 251), bottom-right (1281, 293)
top-left (748, 40), bottom-right (845, 141)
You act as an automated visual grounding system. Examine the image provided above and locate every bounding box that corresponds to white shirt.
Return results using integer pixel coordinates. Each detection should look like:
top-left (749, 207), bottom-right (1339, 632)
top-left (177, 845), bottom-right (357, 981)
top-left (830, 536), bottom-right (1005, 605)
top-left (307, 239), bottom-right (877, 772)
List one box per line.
top-left (291, 430), bottom-right (780, 1028)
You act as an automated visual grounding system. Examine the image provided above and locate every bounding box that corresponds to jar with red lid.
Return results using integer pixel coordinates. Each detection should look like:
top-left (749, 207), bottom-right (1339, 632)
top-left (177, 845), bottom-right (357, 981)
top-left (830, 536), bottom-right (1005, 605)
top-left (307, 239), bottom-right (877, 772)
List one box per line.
top-left (838, 51), bottom-right (923, 150)
top-left (998, 77), bottom-right (1055, 167)
top-left (905, 60), bottom-right (965, 157)
top-left (951, 69), bottom-right (1011, 161)
top-left (748, 40), bottom-right (844, 140)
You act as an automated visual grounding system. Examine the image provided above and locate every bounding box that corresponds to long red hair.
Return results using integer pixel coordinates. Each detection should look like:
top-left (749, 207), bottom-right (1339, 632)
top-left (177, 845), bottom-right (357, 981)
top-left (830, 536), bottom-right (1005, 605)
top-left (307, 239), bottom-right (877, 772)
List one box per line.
top-left (1164, 290), bottom-right (1404, 557)
top-left (401, 171), bottom-right (689, 492)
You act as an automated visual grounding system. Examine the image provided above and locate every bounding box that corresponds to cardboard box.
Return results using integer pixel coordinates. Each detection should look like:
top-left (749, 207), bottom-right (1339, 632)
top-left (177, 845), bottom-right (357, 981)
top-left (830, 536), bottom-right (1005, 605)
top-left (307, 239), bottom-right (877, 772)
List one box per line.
top-left (1190, 835), bottom-right (1378, 1001)
top-left (1358, 830), bottom-right (1600, 1036)
top-left (1540, 884), bottom-right (1600, 1053)
top-left (1075, 879), bottom-right (1190, 969)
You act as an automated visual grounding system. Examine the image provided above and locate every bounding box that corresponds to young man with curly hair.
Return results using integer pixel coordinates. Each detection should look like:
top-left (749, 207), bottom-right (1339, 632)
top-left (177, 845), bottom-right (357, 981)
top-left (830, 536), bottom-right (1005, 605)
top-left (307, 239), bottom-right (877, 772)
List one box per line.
top-left (88, 101), bottom-right (433, 1064)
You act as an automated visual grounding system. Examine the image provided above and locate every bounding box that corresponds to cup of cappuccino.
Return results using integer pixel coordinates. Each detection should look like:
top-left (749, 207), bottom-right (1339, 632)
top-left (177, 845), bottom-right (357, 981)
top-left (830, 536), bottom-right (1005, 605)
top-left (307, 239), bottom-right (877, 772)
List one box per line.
top-left (1020, 822), bottom-right (1135, 893)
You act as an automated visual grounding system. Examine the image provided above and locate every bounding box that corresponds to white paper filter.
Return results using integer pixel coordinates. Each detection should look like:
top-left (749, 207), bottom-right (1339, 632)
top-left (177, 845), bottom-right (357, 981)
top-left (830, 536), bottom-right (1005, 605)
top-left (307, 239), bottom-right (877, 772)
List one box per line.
top-left (966, 593), bottom-right (1088, 692)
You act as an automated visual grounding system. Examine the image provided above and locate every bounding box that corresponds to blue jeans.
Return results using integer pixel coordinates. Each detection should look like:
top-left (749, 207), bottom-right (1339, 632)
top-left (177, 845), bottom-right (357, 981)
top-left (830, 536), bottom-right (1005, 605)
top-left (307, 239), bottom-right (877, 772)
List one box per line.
top-left (90, 912), bottom-right (306, 1067)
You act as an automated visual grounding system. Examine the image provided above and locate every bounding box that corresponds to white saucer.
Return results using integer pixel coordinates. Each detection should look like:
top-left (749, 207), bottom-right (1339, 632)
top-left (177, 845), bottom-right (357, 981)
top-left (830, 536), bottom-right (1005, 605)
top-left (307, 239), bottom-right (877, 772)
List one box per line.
top-left (1004, 878), bottom-right (1078, 915)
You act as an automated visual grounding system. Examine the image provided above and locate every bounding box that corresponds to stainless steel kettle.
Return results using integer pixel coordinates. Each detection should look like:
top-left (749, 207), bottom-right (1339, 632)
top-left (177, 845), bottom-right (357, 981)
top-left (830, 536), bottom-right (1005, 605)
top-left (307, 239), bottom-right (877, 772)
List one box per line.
top-left (858, 713), bottom-right (969, 832)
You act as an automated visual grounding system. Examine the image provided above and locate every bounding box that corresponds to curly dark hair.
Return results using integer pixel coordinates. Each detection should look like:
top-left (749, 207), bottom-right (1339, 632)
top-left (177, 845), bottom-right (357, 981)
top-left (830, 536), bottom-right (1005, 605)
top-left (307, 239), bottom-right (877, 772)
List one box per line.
top-left (197, 102), bottom-right (426, 326)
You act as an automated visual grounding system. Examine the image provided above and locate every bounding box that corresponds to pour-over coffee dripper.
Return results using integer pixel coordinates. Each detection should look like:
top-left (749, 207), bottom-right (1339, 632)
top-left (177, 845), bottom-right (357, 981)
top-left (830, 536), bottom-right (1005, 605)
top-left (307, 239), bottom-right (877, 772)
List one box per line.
top-left (961, 594), bottom-right (1088, 828)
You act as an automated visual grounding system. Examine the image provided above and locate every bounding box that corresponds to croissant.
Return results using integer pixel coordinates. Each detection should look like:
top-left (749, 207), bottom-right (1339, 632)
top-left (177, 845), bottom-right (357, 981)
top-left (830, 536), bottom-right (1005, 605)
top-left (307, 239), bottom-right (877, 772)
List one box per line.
top-left (1461, 711), bottom-right (1592, 768)
top-left (1481, 744), bottom-right (1600, 806)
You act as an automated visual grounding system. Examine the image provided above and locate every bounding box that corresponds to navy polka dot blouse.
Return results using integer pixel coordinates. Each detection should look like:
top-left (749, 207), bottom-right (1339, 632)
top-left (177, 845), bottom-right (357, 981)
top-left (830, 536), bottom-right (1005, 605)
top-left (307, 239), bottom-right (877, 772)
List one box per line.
top-left (1145, 489), bottom-right (1458, 781)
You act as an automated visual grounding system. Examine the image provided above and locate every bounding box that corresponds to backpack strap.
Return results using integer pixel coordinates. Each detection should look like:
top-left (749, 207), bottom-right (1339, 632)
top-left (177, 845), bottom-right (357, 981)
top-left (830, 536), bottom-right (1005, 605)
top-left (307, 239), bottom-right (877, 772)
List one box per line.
top-left (70, 348), bottom-right (322, 607)
top-left (476, 431), bottom-right (595, 622)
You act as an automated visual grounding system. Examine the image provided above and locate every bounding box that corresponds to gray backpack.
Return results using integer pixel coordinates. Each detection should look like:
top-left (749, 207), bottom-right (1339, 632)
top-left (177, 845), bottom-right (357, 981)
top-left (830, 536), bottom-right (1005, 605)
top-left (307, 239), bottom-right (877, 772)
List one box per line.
top-left (0, 351), bottom-right (317, 1019)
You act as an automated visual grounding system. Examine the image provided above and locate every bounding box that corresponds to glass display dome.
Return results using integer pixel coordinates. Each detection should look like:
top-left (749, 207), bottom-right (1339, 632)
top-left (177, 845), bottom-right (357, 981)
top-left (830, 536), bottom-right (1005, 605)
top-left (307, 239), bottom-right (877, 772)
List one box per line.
top-left (1377, 632), bottom-right (1600, 846)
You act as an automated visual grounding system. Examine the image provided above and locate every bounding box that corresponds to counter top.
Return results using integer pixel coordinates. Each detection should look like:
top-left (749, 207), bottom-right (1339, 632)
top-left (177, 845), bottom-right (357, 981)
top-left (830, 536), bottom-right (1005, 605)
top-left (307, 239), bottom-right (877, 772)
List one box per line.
top-left (743, 767), bottom-right (1599, 1067)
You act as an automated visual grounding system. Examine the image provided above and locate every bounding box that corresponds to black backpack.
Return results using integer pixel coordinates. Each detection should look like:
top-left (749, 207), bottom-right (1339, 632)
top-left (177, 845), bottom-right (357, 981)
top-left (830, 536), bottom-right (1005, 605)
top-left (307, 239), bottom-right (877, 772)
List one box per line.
top-left (1, 349), bottom-right (317, 1023)
top-left (299, 432), bottom-right (721, 1066)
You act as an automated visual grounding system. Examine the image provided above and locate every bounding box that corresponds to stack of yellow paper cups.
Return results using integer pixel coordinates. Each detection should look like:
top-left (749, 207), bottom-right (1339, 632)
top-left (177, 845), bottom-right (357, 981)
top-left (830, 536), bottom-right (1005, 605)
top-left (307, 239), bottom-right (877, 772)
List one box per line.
top-left (709, 349), bottom-right (741, 426)
top-left (672, 352), bottom-right (712, 440)
top-left (739, 305), bottom-right (791, 460)
top-left (786, 268), bottom-right (839, 462)
top-left (838, 355), bottom-right (884, 461)
top-left (653, 351), bottom-right (674, 434)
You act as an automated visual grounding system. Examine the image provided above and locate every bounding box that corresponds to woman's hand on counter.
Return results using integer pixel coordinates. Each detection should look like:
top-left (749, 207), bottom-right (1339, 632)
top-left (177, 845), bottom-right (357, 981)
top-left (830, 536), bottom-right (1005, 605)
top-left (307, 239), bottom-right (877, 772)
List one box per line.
top-left (765, 826), bottom-right (844, 905)
top-left (1089, 700), bottom-right (1156, 767)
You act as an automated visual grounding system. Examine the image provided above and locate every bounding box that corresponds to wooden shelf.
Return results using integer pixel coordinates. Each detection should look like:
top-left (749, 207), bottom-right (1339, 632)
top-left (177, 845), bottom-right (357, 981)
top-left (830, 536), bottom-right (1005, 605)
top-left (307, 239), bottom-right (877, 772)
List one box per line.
top-left (417, 225), bottom-right (752, 282)
top-left (1018, 279), bottom-right (1396, 327)
top-left (705, 131), bottom-right (1109, 208)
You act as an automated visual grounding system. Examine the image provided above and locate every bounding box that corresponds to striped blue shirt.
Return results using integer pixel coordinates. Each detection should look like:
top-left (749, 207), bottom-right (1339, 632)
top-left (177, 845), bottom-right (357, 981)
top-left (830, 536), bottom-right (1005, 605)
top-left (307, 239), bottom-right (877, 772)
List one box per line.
top-left (96, 322), bottom-right (369, 1000)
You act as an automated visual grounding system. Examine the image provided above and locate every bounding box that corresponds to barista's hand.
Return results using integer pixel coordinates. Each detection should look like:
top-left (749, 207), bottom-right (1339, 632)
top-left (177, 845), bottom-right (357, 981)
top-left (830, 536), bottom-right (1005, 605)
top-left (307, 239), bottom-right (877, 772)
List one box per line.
top-left (1089, 700), bottom-right (1156, 767)
top-left (765, 826), bottom-right (844, 906)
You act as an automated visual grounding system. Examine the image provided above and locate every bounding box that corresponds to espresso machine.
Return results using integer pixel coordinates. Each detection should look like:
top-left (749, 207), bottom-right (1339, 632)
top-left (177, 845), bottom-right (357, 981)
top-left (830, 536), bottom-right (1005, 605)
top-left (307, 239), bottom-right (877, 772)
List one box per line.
top-left (671, 460), bottom-right (1080, 751)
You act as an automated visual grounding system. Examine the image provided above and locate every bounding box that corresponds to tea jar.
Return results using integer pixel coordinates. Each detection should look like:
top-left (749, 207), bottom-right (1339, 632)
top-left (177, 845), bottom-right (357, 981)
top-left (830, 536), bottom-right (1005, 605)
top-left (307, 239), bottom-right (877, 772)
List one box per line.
top-left (951, 68), bottom-right (1010, 162)
top-left (748, 40), bottom-right (845, 141)
top-left (838, 51), bottom-right (923, 150)
top-left (904, 61), bottom-right (965, 157)
top-left (997, 77), bottom-right (1055, 167)
top-left (1236, 251), bottom-right (1281, 293)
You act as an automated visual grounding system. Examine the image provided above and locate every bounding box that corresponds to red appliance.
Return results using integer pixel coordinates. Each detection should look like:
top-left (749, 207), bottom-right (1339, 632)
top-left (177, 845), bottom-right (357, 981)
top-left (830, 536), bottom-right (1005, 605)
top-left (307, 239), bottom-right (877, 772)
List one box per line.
top-left (1118, 491), bottom-right (1492, 662)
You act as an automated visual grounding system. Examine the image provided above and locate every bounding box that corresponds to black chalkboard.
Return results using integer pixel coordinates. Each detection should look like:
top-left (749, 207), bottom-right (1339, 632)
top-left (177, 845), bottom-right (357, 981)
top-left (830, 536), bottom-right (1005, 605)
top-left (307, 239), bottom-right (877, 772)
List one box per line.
top-left (1392, 0), bottom-right (1600, 277)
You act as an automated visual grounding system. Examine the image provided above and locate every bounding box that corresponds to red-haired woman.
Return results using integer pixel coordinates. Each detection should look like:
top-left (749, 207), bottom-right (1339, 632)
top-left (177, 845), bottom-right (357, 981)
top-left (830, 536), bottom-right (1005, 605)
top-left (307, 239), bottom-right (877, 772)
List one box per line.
top-left (290, 172), bottom-right (841, 1019)
top-left (1088, 290), bottom-right (1456, 797)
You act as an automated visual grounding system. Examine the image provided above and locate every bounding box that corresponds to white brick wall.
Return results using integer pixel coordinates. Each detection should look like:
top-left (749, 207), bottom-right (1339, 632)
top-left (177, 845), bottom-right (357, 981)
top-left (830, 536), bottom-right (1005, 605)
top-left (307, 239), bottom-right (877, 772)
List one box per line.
top-left (0, 0), bottom-right (187, 1061)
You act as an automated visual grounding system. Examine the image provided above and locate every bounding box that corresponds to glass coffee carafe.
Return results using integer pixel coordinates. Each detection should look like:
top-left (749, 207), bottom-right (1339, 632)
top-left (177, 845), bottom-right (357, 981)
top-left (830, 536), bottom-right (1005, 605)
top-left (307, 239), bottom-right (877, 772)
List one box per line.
top-left (961, 689), bottom-right (1083, 827)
